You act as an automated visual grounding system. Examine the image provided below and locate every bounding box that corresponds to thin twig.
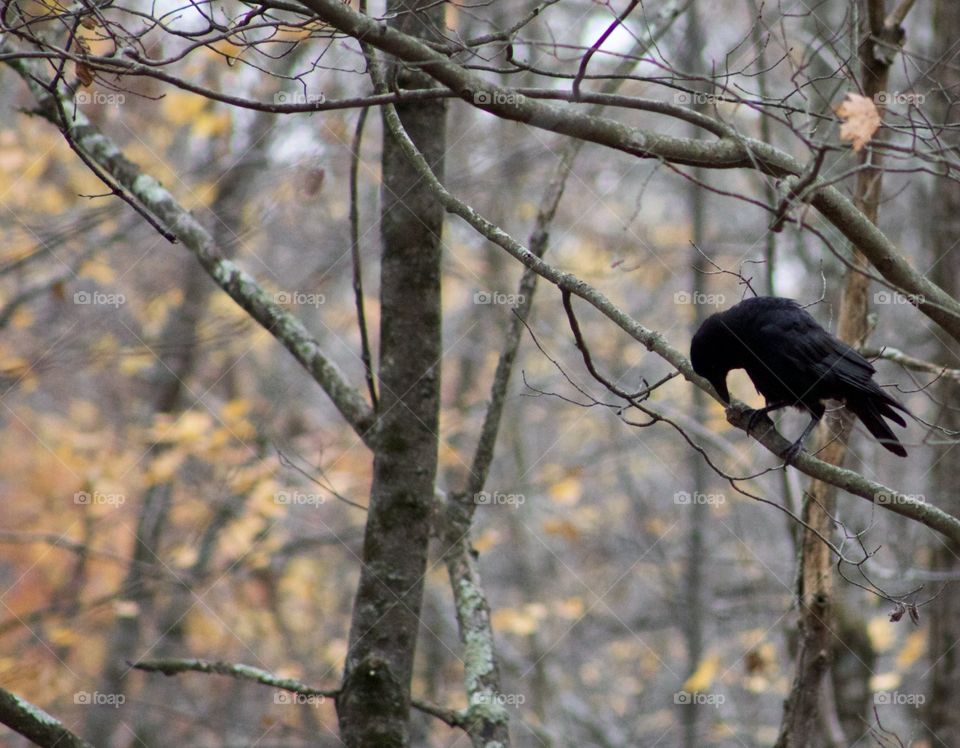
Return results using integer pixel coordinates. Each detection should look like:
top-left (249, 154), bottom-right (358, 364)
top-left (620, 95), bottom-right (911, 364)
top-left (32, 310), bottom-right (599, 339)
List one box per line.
top-left (348, 106), bottom-right (378, 411)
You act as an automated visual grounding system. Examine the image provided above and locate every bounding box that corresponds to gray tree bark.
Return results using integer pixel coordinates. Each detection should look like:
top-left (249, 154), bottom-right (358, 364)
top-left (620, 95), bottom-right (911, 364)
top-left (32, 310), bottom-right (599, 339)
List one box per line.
top-left (777, 2), bottom-right (897, 745)
top-left (924, 2), bottom-right (960, 741)
top-left (336, 2), bottom-right (446, 745)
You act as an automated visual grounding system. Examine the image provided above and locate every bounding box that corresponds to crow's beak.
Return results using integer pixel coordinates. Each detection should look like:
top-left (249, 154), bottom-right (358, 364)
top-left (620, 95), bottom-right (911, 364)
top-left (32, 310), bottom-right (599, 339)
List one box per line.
top-left (709, 375), bottom-right (730, 404)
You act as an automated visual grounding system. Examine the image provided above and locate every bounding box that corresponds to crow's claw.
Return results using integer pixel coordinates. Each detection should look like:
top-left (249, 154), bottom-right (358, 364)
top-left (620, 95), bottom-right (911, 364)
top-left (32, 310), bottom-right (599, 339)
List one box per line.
top-left (746, 408), bottom-right (770, 434)
top-left (781, 440), bottom-right (803, 464)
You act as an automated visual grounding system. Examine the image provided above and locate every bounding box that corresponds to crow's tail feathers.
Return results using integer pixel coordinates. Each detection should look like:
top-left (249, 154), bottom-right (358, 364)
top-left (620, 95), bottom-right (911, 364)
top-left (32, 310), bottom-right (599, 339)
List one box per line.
top-left (849, 392), bottom-right (909, 457)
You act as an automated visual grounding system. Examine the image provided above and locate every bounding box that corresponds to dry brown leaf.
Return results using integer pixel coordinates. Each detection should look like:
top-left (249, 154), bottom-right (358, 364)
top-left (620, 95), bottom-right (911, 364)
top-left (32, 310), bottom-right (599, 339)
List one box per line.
top-left (836, 92), bottom-right (880, 151)
top-left (75, 62), bottom-right (94, 87)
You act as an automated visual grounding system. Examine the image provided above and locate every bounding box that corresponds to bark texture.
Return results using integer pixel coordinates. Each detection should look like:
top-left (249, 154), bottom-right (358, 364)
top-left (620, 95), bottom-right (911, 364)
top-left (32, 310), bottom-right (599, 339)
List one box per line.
top-left (336, 2), bottom-right (446, 744)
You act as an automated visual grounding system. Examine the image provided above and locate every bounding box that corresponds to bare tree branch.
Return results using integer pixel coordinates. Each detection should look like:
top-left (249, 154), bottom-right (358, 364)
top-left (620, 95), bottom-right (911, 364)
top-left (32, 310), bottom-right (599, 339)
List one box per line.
top-left (2, 46), bottom-right (377, 443)
top-left (132, 658), bottom-right (469, 729)
top-left (371, 85), bottom-right (960, 546)
top-left (296, 0), bottom-right (960, 342)
top-left (0, 687), bottom-right (95, 748)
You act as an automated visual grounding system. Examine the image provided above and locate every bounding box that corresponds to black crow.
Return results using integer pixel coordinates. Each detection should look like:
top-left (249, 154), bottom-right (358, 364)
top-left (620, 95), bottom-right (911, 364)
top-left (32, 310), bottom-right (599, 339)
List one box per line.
top-left (690, 296), bottom-right (909, 459)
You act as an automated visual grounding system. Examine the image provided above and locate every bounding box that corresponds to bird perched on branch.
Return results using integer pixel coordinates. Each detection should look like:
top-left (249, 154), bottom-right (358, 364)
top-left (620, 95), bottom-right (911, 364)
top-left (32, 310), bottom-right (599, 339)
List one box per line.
top-left (690, 296), bottom-right (909, 460)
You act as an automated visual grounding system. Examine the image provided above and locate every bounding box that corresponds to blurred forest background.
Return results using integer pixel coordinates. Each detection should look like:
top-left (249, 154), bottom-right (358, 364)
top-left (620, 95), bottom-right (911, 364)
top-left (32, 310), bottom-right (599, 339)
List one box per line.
top-left (1, 0), bottom-right (959, 746)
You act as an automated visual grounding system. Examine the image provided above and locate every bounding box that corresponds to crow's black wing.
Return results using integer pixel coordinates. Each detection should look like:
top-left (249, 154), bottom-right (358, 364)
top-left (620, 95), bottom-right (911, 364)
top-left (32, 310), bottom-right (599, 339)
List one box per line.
top-left (815, 336), bottom-right (908, 426)
top-left (738, 303), bottom-right (840, 405)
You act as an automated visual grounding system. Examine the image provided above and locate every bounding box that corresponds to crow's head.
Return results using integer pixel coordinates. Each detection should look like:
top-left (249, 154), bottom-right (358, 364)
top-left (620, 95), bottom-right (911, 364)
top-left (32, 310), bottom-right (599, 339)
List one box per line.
top-left (690, 313), bottom-right (734, 403)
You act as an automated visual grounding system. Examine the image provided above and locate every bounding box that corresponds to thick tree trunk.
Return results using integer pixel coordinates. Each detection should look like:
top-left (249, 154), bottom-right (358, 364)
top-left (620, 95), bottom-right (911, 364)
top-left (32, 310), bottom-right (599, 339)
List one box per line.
top-left (336, 2), bottom-right (446, 745)
top-left (681, 6), bottom-right (707, 747)
top-left (924, 2), bottom-right (960, 741)
top-left (777, 2), bottom-right (897, 745)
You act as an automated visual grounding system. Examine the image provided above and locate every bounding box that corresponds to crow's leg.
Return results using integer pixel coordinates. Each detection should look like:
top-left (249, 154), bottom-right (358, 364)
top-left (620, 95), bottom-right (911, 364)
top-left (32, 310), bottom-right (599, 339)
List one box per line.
top-left (746, 401), bottom-right (792, 434)
top-left (782, 404), bottom-right (826, 463)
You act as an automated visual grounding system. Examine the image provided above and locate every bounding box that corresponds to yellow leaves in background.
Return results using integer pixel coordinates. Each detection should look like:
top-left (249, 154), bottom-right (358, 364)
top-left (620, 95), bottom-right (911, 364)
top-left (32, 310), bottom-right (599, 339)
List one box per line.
top-left (0, 129), bottom-right (28, 173)
top-left (0, 129), bottom-right (93, 213)
top-left (870, 672), bottom-right (901, 692)
top-left (895, 629), bottom-right (926, 670)
top-left (438, 439), bottom-right (465, 471)
top-left (24, 0), bottom-right (69, 13)
top-left (682, 652), bottom-right (721, 693)
top-left (112, 599), bottom-right (140, 618)
top-left (222, 512), bottom-right (266, 559)
top-left (324, 638), bottom-right (349, 670)
top-left (472, 529), bottom-right (502, 553)
top-left (320, 116), bottom-right (351, 145)
top-left (118, 351), bottom-right (154, 377)
top-left (47, 625), bottom-right (80, 648)
top-left (0, 653), bottom-right (45, 697)
top-left (868, 615), bottom-right (895, 653)
top-left (209, 289), bottom-right (255, 325)
top-left (210, 39), bottom-right (244, 66)
top-left (151, 410), bottom-right (213, 446)
top-left (193, 113), bottom-right (232, 139)
top-left (252, 479), bottom-right (285, 518)
top-left (489, 597), bottom-right (584, 639)
top-left (220, 398), bottom-right (257, 442)
top-left (76, 22), bottom-right (113, 57)
top-left (150, 400), bottom-right (256, 449)
top-left (274, 22), bottom-right (321, 43)
top-left (836, 93), bottom-right (881, 151)
top-left (145, 449), bottom-right (187, 485)
top-left (230, 465), bottom-right (271, 499)
top-left (68, 399), bottom-right (100, 429)
top-left (145, 400), bottom-right (261, 485)
top-left (553, 596), bottom-right (585, 620)
top-left (742, 640), bottom-right (778, 693)
top-left (0, 351), bottom-right (31, 387)
top-left (515, 201), bottom-right (538, 221)
top-left (864, 617), bottom-right (927, 693)
top-left (542, 517), bottom-right (580, 541)
top-left (162, 91), bottom-right (231, 138)
top-left (549, 473), bottom-right (582, 506)
top-left (650, 222), bottom-right (693, 248)
top-left (169, 544), bottom-right (199, 569)
top-left (492, 603), bottom-right (548, 636)
top-left (644, 517), bottom-right (670, 536)
top-left (78, 259), bottom-right (116, 285)
top-left (162, 91), bottom-right (209, 125)
top-left (560, 236), bottom-right (619, 277)
top-left (708, 724), bottom-right (738, 743)
top-left (142, 287), bottom-right (183, 337)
